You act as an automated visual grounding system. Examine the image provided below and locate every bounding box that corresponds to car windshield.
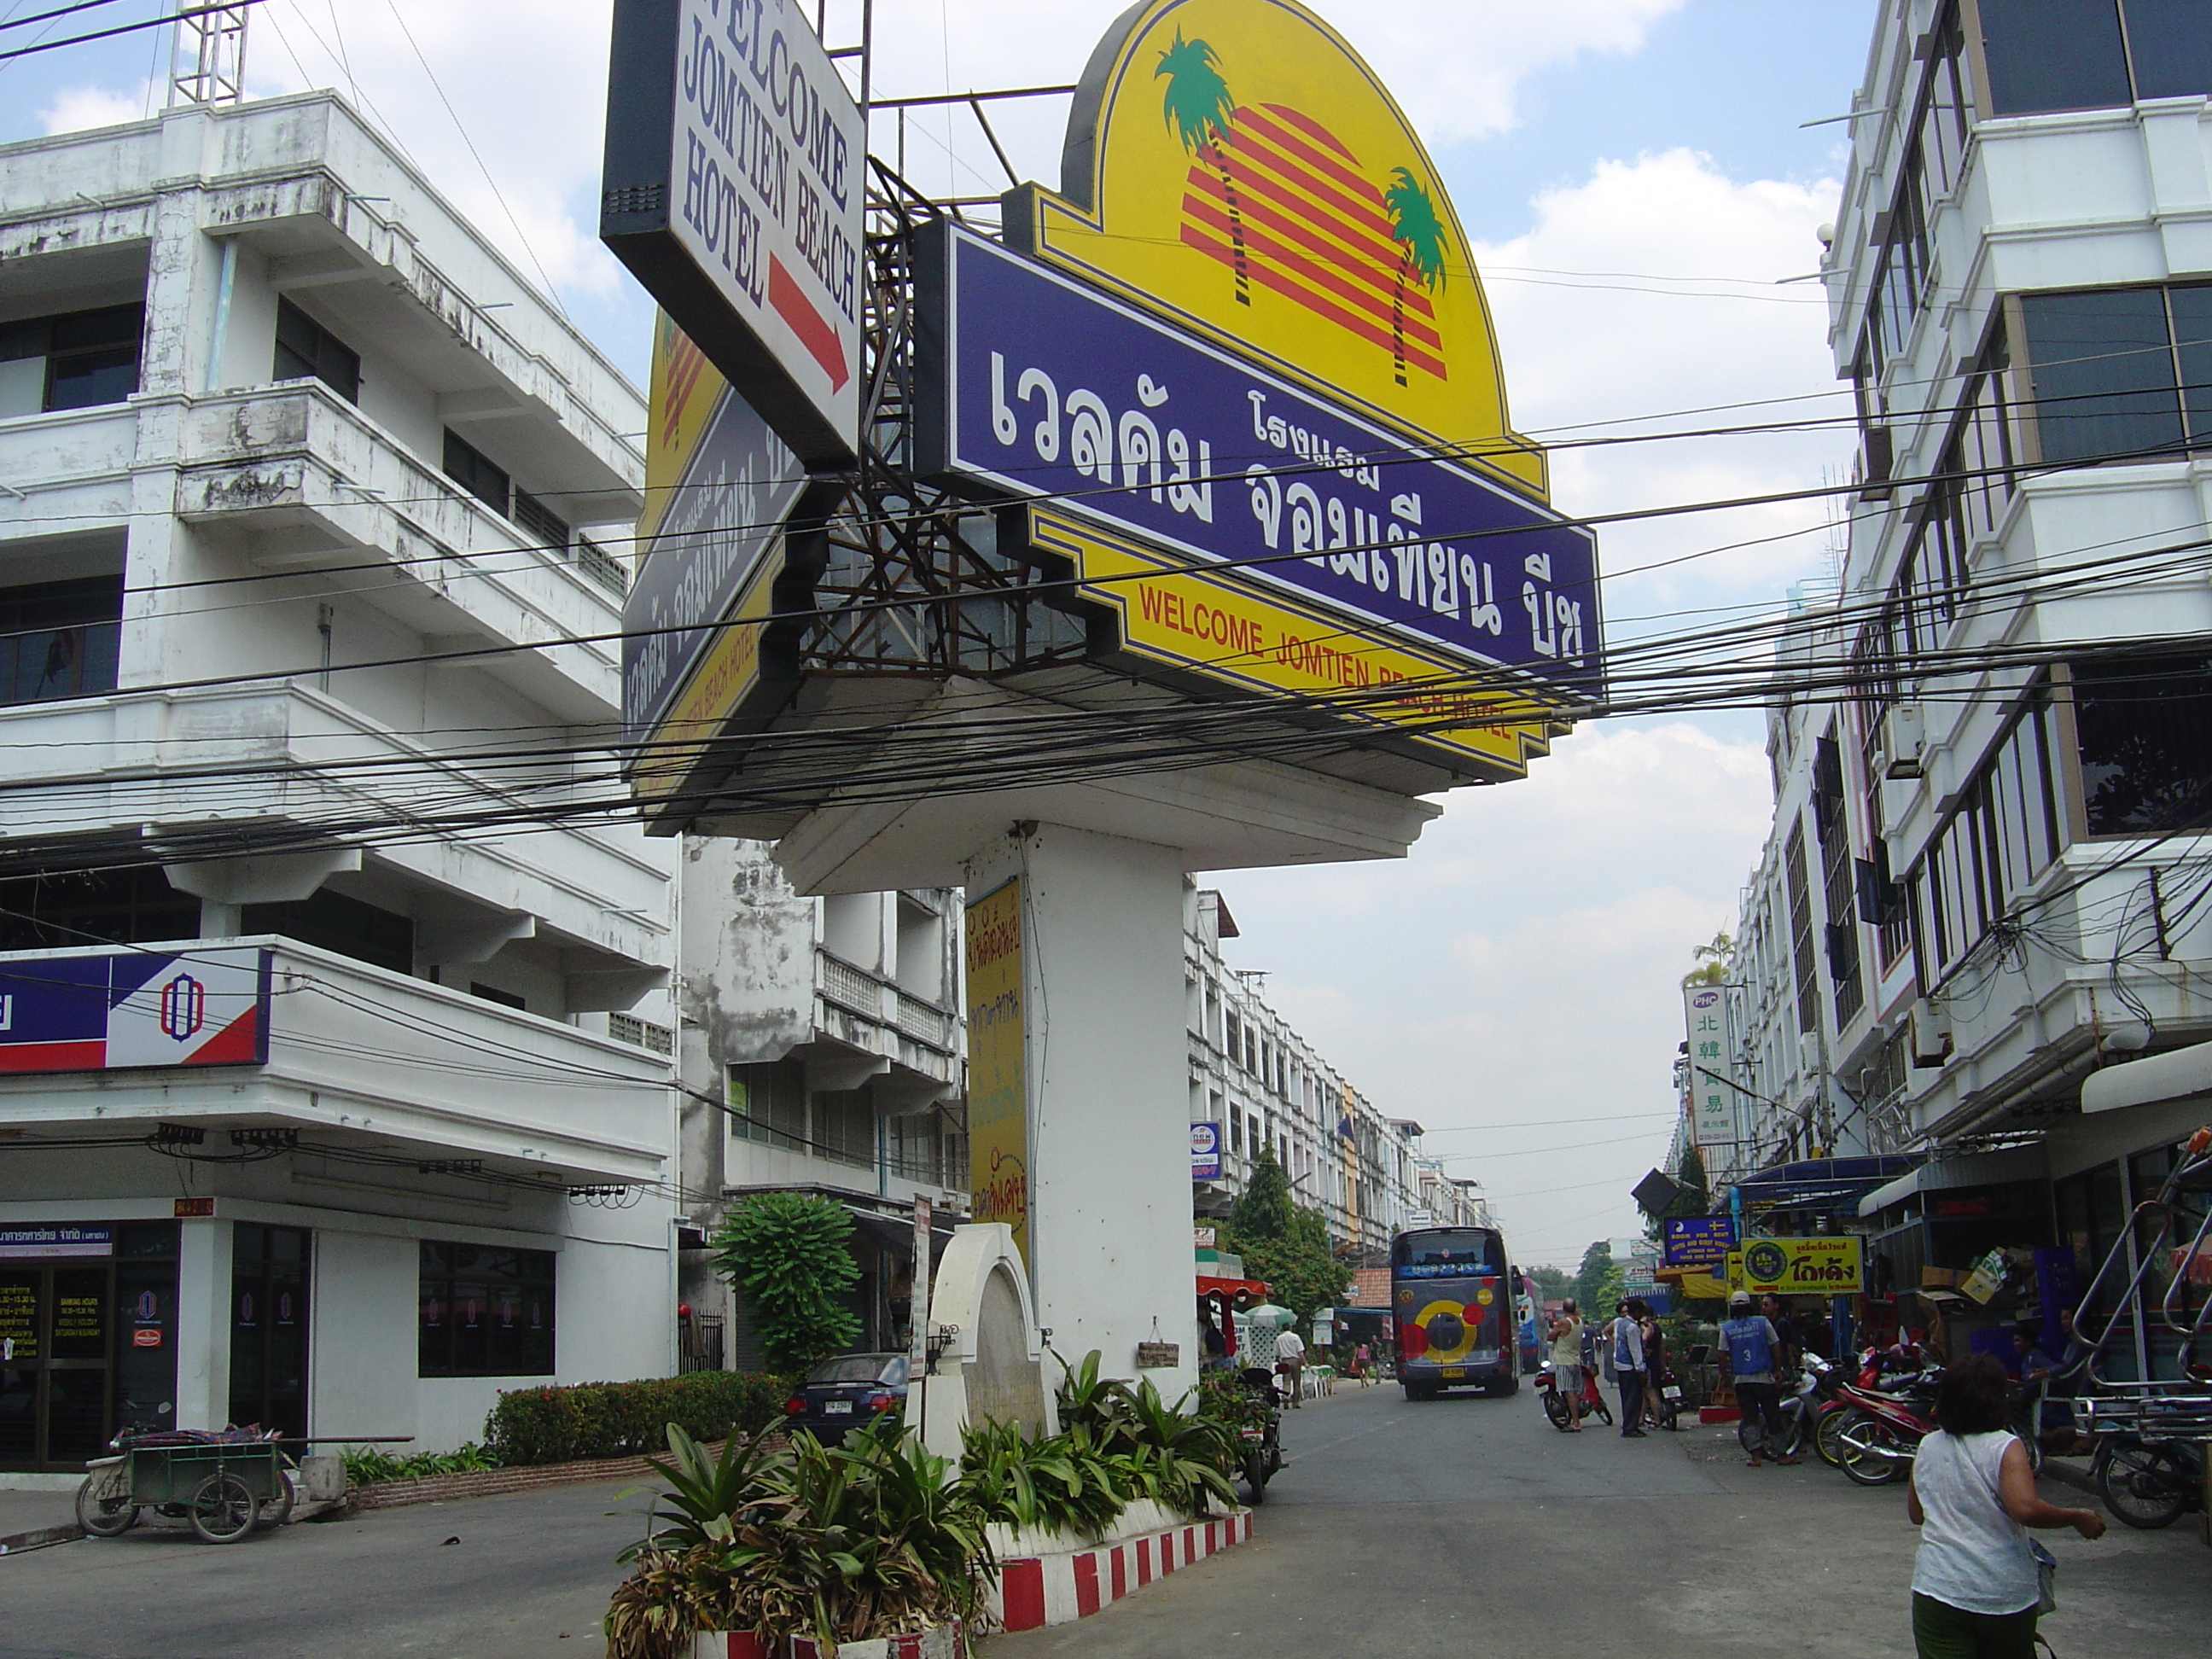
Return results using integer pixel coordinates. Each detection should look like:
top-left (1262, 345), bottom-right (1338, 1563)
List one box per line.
top-left (1394, 1229), bottom-right (1504, 1273)
top-left (809, 1354), bottom-right (906, 1384)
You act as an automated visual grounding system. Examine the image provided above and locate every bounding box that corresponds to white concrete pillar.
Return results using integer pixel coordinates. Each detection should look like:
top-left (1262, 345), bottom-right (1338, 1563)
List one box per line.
top-left (963, 824), bottom-right (1196, 1401)
top-left (174, 1217), bottom-right (232, 1429)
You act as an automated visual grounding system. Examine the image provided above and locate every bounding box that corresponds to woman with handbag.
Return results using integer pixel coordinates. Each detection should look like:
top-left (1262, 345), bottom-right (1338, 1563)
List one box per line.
top-left (1905, 1353), bottom-right (2104, 1657)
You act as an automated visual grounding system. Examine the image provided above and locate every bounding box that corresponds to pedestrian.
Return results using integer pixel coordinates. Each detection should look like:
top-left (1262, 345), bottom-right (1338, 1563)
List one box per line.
top-left (1274, 1322), bottom-right (1306, 1408)
top-left (1353, 1340), bottom-right (1373, 1384)
top-left (1906, 1353), bottom-right (2104, 1658)
top-left (1760, 1293), bottom-right (1798, 1370)
top-left (1548, 1299), bottom-right (1586, 1430)
top-left (1722, 1289), bottom-right (1796, 1465)
top-left (1611, 1299), bottom-right (1648, 1438)
top-left (1639, 1301), bottom-right (1668, 1429)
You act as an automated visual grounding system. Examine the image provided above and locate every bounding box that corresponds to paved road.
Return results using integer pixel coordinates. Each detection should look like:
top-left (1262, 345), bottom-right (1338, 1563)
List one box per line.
top-left (0, 1478), bottom-right (649, 1659)
top-left (990, 1382), bottom-right (2212, 1658)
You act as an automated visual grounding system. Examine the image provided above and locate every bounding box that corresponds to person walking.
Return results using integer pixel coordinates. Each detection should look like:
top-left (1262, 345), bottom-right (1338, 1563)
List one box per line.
top-left (1639, 1301), bottom-right (1669, 1429)
top-left (1906, 1353), bottom-right (2104, 1657)
top-left (1723, 1289), bottom-right (1796, 1465)
top-left (1273, 1322), bottom-right (1306, 1408)
top-left (1611, 1299), bottom-right (1648, 1438)
top-left (1548, 1299), bottom-right (1586, 1430)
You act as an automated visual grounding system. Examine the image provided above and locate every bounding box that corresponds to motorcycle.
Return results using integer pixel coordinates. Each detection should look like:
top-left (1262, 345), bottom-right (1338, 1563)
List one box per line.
top-left (1830, 1377), bottom-right (1941, 1486)
top-left (1737, 1353), bottom-right (1832, 1460)
top-left (1534, 1360), bottom-right (1614, 1430)
top-left (2092, 1433), bottom-right (2206, 1529)
top-left (1235, 1366), bottom-right (1285, 1504)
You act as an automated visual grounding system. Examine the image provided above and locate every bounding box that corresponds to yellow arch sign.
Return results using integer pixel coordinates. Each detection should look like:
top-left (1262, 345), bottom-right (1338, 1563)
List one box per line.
top-left (1007, 0), bottom-right (1544, 497)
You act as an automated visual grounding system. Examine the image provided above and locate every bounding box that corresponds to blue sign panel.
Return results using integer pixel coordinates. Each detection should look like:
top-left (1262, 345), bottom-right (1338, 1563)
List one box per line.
top-left (0, 1224), bottom-right (114, 1259)
top-left (1190, 1121), bottom-right (1222, 1181)
top-left (1662, 1216), bottom-right (1737, 1268)
top-left (0, 946), bottom-right (271, 1075)
top-left (921, 224), bottom-right (1601, 698)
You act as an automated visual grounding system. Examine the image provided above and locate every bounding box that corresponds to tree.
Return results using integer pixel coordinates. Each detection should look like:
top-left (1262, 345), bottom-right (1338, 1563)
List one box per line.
top-left (710, 1190), bottom-right (860, 1374)
top-left (1155, 29), bottom-right (1250, 306)
top-left (1527, 1265), bottom-right (1572, 1303)
top-left (1684, 930), bottom-right (1734, 987)
top-left (1382, 167), bottom-right (1447, 387)
top-left (1572, 1240), bottom-right (1614, 1316)
top-left (1224, 1147), bottom-right (1350, 1323)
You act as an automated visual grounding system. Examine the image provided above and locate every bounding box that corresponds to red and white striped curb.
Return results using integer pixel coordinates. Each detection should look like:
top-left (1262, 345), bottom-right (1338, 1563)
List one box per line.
top-left (991, 1511), bottom-right (1256, 1633)
top-left (695, 1628), bottom-right (964, 1659)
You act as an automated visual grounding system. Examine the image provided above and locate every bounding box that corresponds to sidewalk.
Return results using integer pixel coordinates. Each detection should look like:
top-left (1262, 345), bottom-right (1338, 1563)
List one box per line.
top-left (0, 1487), bottom-right (79, 1555)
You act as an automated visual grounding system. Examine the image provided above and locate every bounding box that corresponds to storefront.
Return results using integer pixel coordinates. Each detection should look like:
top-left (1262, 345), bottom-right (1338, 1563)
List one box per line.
top-left (0, 1221), bottom-right (179, 1472)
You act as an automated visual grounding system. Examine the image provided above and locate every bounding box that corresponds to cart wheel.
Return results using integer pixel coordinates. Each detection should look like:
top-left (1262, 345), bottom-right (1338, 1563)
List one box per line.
top-left (189, 1472), bottom-right (258, 1543)
top-left (74, 1463), bottom-right (138, 1537)
top-left (254, 1472), bottom-right (295, 1530)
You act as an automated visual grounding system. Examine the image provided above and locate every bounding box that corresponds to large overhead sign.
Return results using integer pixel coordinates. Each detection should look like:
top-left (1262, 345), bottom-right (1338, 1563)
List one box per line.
top-left (1006, 0), bottom-right (1546, 495)
top-left (602, 0), bottom-right (864, 465)
top-left (623, 314), bottom-right (806, 747)
top-left (0, 947), bottom-right (271, 1074)
top-left (1684, 985), bottom-right (1738, 1148)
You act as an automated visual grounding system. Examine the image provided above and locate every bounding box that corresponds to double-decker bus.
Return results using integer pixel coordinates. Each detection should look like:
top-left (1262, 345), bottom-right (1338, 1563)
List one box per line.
top-left (1390, 1225), bottom-right (1522, 1400)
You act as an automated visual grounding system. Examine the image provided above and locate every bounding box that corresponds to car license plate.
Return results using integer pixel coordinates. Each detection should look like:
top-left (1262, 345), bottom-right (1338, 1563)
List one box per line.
top-left (1661, 1386), bottom-right (1682, 1400)
top-left (1441, 1367), bottom-right (1466, 1379)
top-left (822, 1400), bottom-right (853, 1416)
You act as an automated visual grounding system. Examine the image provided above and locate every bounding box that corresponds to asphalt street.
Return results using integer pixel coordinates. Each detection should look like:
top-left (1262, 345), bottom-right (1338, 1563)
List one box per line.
top-left (990, 1381), bottom-right (2212, 1659)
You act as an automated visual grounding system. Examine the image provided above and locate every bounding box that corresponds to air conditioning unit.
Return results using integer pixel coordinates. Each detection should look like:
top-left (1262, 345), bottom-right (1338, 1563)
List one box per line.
top-left (1797, 1030), bottom-right (1825, 1078)
top-left (1909, 998), bottom-right (1952, 1068)
top-left (1875, 703), bottom-right (1926, 781)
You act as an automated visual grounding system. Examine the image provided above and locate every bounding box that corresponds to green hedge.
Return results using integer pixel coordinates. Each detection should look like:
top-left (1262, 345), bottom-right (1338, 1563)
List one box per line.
top-left (483, 1371), bottom-right (790, 1466)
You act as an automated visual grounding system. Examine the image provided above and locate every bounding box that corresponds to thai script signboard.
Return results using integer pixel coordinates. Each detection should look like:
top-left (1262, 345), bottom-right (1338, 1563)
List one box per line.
top-left (0, 1225), bottom-right (114, 1260)
top-left (965, 880), bottom-right (1029, 1262)
top-left (1729, 1237), bottom-right (1864, 1298)
top-left (0, 947), bottom-right (271, 1074)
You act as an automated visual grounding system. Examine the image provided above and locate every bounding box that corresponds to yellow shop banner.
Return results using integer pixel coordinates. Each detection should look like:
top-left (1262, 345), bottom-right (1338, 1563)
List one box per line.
top-left (1728, 1237), bottom-right (1863, 1298)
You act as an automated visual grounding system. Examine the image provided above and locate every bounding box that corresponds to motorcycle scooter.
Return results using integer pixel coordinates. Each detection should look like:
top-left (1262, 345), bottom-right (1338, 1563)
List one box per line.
top-left (1534, 1360), bottom-right (1614, 1430)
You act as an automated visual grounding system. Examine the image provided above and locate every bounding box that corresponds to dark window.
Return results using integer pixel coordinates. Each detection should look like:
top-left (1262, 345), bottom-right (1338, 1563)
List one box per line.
top-left (1912, 684), bottom-right (2064, 981)
top-left (1, 305), bottom-right (143, 415)
top-left (511, 487), bottom-right (568, 550)
top-left (1785, 822), bottom-right (1820, 1036)
top-left (2124, 0), bottom-right (2212, 99)
top-left (418, 1242), bottom-right (555, 1377)
top-left (1813, 734), bottom-right (1864, 1027)
top-left (469, 981), bottom-right (526, 1010)
top-left (0, 866), bottom-right (198, 952)
top-left (727, 1060), bottom-right (808, 1152)
top-left (1978, 0), bottom-right (2132, 116)
top-left (0, 574), bottom-right (121, 707)
top-left (271, 297), bottom-right (360, 403)
top-left (242, 888), bottom-right (414, 974)
top-left (443, 429), bottom-right (510, 516)
top-left (2020, 288), bottom-right (2187, 464)
top-left (2071, 652), bottom-right (2212, 835)
top-left (229, 1224), bottom-right (308, 1440)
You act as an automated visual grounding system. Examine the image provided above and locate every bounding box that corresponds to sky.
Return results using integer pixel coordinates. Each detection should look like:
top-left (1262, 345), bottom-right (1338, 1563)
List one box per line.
top-left (4, 0), bottom-right (1880, 1266)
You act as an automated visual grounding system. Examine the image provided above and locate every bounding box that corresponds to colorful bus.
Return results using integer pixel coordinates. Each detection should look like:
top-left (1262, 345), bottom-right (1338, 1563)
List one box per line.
top-left (1391, 1225), bottom-right (1522, 1400)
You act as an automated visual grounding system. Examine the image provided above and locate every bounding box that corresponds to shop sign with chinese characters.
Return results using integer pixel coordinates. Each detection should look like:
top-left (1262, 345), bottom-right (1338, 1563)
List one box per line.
top-left (1682, 984), bottom-right (1737, 1147)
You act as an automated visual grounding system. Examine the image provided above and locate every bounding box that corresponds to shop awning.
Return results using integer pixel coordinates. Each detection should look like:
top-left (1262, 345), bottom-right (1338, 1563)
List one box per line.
top-left (1732, 1155), bottom-right (1919, 1219)
top-left (2081, 1039), bottom-right (2212, 1117)
top-left (1197, 1273), bottom-right (1267, 1300)
top-left (1856, 1144), bottom-right (2048, 1218)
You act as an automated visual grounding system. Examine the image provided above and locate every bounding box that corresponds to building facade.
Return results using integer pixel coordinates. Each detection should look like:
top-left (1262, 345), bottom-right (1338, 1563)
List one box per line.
top-left (672, 842), bottom-right (968, 1371)
top-left (1698, 0), bottom-right (2212, 1359)
top-left (0, 94), bottom-right (680, 1470)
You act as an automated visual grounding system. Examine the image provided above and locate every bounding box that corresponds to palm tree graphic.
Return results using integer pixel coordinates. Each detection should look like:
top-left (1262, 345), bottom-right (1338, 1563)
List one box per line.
top-left (1156, 29), bottom-right (1250, 306)
top-left (1383, 166), bottom-right (1447, 386)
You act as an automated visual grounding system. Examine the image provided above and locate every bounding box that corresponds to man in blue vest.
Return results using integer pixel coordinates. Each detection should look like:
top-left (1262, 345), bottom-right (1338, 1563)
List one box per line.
top-left (1723, 1289), bottom-right (1796, 1465)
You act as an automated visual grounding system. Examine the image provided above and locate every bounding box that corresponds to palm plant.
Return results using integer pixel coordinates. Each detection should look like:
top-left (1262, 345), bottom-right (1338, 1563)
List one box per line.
top-left (1382, 166), bottom-right (1448, 387)
top-left (1156, 29), bottom-right (1250, 306)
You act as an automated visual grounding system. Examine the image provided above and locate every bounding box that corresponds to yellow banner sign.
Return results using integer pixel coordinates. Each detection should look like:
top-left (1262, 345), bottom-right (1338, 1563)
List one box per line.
top-left (1011, 0), bottom-right (1544, 496)
top-left (966, 878), bottom-right (1029, 1263)
top-left (1027, 509), bottom-right (1562, 777)
top-left (630, 550), bottom-right (777, 798)
top-left (1729, 1237), bottom-right (1863, 1299)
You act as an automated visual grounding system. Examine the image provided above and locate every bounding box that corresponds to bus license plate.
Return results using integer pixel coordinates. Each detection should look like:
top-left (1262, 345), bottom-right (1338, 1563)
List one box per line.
top-left (1440, 1367), bottom-right (1466, 1379)
top-left (822, 1400), bottom-right (853, 1415)
top-left (1661, 1386), bottom-right (1681, 1400)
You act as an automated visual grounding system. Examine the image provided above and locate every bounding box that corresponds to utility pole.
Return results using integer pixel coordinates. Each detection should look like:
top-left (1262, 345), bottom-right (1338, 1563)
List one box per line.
top-left (170, 3), bottom-right (249, 108)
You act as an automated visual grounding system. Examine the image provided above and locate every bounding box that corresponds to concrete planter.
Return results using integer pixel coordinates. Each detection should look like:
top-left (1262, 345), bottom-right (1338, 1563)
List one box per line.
top-left (991, 1508), bottom-right (1255, 1633)
top-left (691, 1625), bottom-right (968, 1659)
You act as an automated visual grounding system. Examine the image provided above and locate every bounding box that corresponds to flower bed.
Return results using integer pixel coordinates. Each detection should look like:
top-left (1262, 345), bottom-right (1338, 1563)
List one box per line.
top-left (485, 1371), bottom-right (789, 1465)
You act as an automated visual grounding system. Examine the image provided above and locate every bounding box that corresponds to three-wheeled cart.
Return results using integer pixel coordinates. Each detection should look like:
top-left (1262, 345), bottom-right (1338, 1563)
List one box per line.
top-left (76, 1435), bottom-right (291, 1543)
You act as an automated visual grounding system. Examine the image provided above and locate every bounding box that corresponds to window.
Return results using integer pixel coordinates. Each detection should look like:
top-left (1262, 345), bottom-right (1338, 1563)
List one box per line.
top-left (2071, 652), bottom-right (2212, 835)
top-left (0, 305), bottom-right (143, 416)
top-left (443, 428), bottom-right (510, 516)
top-left (1785, 822), bottom-right (1820, 1037)
top-left (0, 867), bottom-right (198, 952)
top-left (2019, 287), bottom-right (2198, 464)
top-left (608, 1012), bottom-right (674, 1054)
top-left (727, 1062), bottom-right (807, 1152)
top-left (1225, 1009), bottom-right (1242, 1066)
top-left (1915, 684), bottom-right (2064, 981)
top-left (271, 297), bottom-right (359, 403)
top-left (511, 487), bottom-right (569, 551)
top-left (0, 574), bottom-right (121, 707)
top-left (1813, 734), bottom-right (1865, 1027)
top-left (418, 1242), bottom-right (554, 1377)
top-left (469, 981), bottom-right (526, 1010)
top-left (812, 1088), bottom-right (875, 1168)
top-left (1976, 1), bottom-right (2212, 117)
top-left (242, 888), bottom-right (414, 974)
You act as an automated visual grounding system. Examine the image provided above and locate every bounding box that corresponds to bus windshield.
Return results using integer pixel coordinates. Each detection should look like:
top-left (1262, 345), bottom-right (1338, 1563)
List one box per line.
top-left (1393, 1228), bottom-right (1505, 1277)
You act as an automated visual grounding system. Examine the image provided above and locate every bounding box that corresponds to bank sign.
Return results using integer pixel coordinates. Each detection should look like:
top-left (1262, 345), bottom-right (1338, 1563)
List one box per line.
top-left (0, 946), bottom-right (271, 1075)
top-left (921, 224), bottom-right (1600, 701)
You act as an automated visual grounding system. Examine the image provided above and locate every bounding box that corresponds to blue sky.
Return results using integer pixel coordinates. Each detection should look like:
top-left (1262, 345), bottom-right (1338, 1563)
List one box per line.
top-left (4, 0), bottom-right (1883, 1263)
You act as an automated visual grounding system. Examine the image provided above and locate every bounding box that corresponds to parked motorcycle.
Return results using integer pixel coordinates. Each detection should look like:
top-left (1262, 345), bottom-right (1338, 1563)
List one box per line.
top-left (1534, 1360), bottom-right (1613, 1430)
top-left (1235, 1366), bottom-right (1285, 1505)
top-left (1736, 1353), bottom-right (1832, 1460)
top-left (1830, 1377), bottom-right (1940, 1486)
top-left (2092, 1434), bottom-right (2207, 1530)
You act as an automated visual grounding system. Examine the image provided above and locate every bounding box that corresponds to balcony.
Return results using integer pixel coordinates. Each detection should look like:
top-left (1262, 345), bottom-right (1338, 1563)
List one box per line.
top-left (812, 949), bottom-right (960, 1086)
top-left (0, 937), bottom-right (672, 1184)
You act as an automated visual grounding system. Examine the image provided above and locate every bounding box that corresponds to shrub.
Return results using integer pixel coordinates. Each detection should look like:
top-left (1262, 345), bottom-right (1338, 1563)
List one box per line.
top-left (710, 1192), bottom-right (862, 1373)
top-left (484, 1371), bottom-right (789, 1466)
top-left (339, 1442), bottom-right (497, 1485)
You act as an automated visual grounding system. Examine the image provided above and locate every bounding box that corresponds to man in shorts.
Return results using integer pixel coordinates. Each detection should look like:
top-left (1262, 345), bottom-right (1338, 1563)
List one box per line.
top-left (1548, 1299), bottom-right (1586, 1429)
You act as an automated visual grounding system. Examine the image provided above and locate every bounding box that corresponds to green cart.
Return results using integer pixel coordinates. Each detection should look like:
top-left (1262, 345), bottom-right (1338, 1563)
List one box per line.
top-left (75, 1438), bottom-right (292, 1544)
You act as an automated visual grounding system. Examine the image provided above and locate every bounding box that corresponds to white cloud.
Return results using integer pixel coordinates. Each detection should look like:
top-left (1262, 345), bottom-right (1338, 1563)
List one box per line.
top-left (1214, 720), bottom-right (1774, 1265)
top-left (40, 85), bottom-right (151, 136)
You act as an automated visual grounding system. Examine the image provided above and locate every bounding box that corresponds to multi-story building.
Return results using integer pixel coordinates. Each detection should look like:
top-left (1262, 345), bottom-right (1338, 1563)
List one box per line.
top-left (672, 842), bottom-right (967, 1370)
top-left (0, 93), bottom-right (680, 1470)
top-left (1703, 1), bottom-right (2212, 1345)
top-left (1184, 884), bottom-right (1433, 1251)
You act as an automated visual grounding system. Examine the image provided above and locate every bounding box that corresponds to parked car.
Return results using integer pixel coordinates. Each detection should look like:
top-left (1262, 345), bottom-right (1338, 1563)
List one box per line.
top-left (784, 1353), bottom-right (909, 1445)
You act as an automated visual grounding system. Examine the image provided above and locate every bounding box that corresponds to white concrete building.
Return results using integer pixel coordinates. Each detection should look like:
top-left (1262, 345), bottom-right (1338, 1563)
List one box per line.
top-left (1703, 1), bottom-right (2212, 1346)
top-left (673, 841), bottom-right (966, 1370)
top-left (0, 94), bottom-right (680, 1470)
top-left (1184, 884), bottom-right (1433, 1250)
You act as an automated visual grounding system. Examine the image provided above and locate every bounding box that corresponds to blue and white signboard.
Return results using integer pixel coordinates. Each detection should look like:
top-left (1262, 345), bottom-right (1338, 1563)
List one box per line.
top-left (920, 224), bottom-right (1602, 698)
top-left (1190, 1121), bottom-right (1222, 1181)
top-left (0, 946), bottom-right (271, 1075)
top-left (1662, 1216), bottom-right (1737, 1269)
top-left (0, 1225), bottom-right (113, 1259)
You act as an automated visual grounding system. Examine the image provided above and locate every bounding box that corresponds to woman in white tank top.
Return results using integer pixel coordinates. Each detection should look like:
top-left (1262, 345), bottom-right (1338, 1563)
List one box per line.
top-left (1906, 1354), bottom-right (2104, 1657)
